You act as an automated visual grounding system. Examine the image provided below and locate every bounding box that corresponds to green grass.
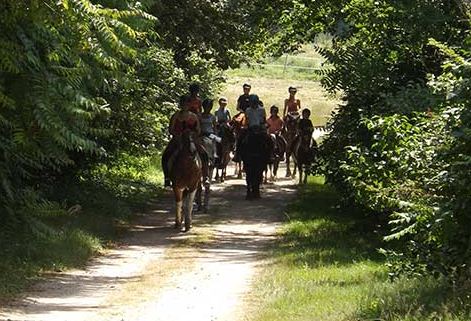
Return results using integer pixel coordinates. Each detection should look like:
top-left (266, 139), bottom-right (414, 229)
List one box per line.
top-left (215, 43), bottom-right (339, 126)
top-left (229, 42), bottom-right (332, 82)
top-left (250, 177), bottom-right (471, 321)
top-left (217, 76), bottom-right (338, 126)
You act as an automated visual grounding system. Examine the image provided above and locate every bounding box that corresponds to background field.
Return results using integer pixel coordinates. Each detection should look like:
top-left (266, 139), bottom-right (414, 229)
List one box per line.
top-left (216, 41), bottom-right (338, 126)
top-left (218, 76), bottom-right (337, 126)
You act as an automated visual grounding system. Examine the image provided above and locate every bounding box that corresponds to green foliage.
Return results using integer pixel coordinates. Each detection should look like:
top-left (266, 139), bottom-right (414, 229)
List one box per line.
top-left (312, 1), bottom-right (471, 280)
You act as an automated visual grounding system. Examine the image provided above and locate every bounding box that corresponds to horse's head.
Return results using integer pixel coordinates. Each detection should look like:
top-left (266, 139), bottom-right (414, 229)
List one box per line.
top-left (178, 130), bottom-right (198, 156)
top-left (220, 124), bottom-right (235, 147)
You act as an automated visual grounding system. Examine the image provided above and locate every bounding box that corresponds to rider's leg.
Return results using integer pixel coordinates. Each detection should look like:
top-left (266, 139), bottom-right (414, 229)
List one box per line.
top-left (278, 135), bottom-right (287, 161)
top-left (196, 143), bottom-right (210, 186)
top-left (162, 140), bottom-right (176, 187)
top-left (232, 128), bottom-right (247, 162)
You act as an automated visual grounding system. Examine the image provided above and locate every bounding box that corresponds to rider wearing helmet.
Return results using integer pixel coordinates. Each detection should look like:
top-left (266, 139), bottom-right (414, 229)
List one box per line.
top-left (186, 83), bottom-right (202, 115)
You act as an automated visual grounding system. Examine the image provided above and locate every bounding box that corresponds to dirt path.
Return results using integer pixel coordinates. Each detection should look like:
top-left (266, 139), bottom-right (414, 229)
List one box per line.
top-left (0, 166), bottom-right (297, 321)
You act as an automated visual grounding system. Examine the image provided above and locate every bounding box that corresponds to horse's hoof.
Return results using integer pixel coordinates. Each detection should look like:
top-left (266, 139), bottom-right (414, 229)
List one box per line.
top-left (174, 223), bottom-right (182, 229)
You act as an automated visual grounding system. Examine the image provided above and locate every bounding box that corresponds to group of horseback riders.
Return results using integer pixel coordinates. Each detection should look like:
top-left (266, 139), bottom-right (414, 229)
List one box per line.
top-left (161, 82), bottom-right (315, 188)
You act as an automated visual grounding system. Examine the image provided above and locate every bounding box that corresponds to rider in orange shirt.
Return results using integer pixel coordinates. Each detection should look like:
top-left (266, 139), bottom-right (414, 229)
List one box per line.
top-left (266, 105), bottom-right (286, 161)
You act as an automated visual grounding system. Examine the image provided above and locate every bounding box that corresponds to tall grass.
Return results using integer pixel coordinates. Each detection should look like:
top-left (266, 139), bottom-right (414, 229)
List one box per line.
top-left (250, 177), bottom-right (471, 321)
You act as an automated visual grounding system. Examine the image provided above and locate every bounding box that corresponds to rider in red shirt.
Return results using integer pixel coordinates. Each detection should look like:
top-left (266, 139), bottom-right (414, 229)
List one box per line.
top-left (162, 95), bottom-right (209, 187)
top-left (283, 86), bottom-right (301, 119)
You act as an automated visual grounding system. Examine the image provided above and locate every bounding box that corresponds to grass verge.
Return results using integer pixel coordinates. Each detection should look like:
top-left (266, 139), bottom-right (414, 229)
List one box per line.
top-left (0, 153), bottom-right (164, 300)
top-left (250, 176), bottom-right (471, 321)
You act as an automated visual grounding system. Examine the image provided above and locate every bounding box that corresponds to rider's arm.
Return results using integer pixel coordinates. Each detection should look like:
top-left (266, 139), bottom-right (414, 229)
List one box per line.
top-left (168, 113), bottom-right (177, 136)
top-left (236, 96), bottom-right (242, 112)
top-left (211, 115), bottom-right (217, 131)
top-left (283, 99), bottom-right (288, 117)
top-left (193, 114), bottom-right (201, 135)
top-left (260, 108), bottom-right (267, 126)
top-left (297, 99), bottom-right (301, 110)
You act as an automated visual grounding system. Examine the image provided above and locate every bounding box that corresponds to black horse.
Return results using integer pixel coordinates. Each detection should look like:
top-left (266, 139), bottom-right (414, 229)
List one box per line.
top-left (240, 128), bottom-right (272, 199)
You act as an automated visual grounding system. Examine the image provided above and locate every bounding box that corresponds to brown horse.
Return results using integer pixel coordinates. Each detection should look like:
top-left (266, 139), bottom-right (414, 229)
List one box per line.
top-left (214, 124), bottom-right (235, 182)
top-left (168, 131), bottom-right (202, 231)
top-left (230, 112), bottom-right (247, 179)
top-left (282, 112), bottom-right (300, 178)
top-left (292, 127), bottom-right (317, 184)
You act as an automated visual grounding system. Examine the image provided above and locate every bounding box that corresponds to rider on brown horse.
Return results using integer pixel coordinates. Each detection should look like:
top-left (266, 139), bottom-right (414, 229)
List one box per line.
top-left (162, 95), bottom-right (209, 187)
top-left (293, 108), bottom-right (314, 146)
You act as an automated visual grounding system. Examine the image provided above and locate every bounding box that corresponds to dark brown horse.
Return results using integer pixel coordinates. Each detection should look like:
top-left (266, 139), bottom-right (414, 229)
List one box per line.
top-left (264, 133), bottom-right (286, 183)
top-left (214, 124), bottom-right (235, 182)
top-left (230, 112), bottom-right (247, 179)
top-left (282, 112), bottom-right (300, 178)
top-left (292, 127), bottom-right (317, 184)
top-left (240, 128), bottom-right (271, 199)
top-left (168, 131), bottom-right (202, 231)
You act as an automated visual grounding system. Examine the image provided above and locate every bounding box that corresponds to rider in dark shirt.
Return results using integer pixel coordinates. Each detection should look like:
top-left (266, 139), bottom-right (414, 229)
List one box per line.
top-left (297, 108), bottom-right (314, 134)
top-left (236, 83), bottom-right (251, 112)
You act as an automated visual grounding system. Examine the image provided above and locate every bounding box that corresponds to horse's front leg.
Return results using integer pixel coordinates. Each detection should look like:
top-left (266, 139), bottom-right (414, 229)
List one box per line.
top-left (298, 163), bottom-right (303, 185)
top-left (285, 153), bottom-right (292, 177)
top-left (184, 189), bottom-right (197, 232)
top-left (173, 187), bottom-right (183, 229)
top-left (273, 160), bottom-right (279, 181)
top-left (203, 181), bottom-right (210, 213)
top-left (292, 157), bottom-right (298, 179)
top-left (237, 162), bottom-right (243, 179)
